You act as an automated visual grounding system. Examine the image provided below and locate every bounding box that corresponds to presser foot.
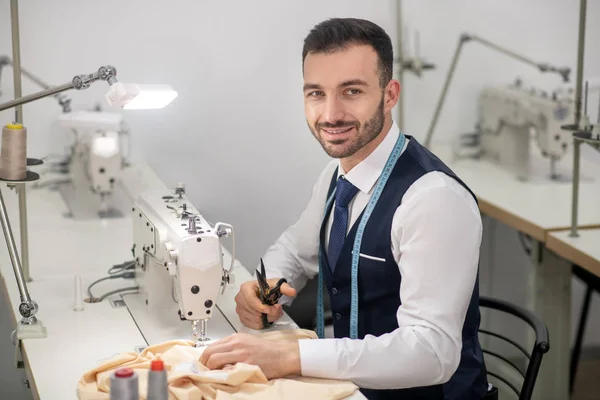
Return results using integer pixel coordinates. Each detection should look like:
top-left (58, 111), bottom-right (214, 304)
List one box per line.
top-left (194, 337), bottom-right (210, 348)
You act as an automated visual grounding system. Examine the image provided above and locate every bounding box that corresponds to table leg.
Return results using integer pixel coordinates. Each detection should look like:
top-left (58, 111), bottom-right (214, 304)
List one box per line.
top-left (527, 241), bottom-right (571, 400)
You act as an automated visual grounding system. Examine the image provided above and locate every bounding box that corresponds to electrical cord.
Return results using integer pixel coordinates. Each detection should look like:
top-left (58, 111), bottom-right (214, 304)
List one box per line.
top-left (98, 286), bottom-right (139, 301)
top-left (87, 272), bottom-right (135, 300)
top-left (108, 260), bottom-right (135, 275)
top-left (86, 261), bottom-right (137, 301)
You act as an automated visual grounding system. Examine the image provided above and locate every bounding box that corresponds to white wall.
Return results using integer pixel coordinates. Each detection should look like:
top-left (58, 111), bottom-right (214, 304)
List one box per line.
top-left (0, 0), bottom-right (599, 353)
top-left (400, 0), bottom-right (600, 142)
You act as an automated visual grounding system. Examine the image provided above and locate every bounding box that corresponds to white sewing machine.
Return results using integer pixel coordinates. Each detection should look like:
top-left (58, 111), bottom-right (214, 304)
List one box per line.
top-left (460, 80), bottom-right (575, 181)
top-left (124, 182), bottom-right (236, 346)
top-left (53, 110), bottom-right (129, 218)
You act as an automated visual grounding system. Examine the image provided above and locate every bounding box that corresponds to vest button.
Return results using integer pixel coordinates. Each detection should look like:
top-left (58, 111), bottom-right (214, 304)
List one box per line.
top-left (335, 312), bottom-right (342, 320)
top-left (332, 287), bottom-right (339, 295)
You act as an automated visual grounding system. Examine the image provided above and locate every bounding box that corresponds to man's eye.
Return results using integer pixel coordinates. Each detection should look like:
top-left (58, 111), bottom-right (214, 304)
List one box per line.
top-left (346, 88), bottom-right (361, 95)
top-left (308, 91), bottom-right (324, 97)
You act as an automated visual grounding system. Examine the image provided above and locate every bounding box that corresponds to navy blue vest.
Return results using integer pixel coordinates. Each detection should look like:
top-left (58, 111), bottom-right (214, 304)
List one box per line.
top-left (318, 136), bottom-right (488, 400)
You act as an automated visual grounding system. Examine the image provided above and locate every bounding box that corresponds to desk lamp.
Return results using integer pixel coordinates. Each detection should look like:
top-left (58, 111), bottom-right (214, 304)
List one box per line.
top-left (423, 33), bottom-right (570, 149)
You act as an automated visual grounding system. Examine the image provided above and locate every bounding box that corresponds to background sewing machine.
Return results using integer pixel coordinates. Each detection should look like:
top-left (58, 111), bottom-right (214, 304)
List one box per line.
top-left (456, 79), bottom-right (576, 182)
top-left (50, 110), bottom-right (131, 219)
top-left (123, 182), bottom-right (237, 346)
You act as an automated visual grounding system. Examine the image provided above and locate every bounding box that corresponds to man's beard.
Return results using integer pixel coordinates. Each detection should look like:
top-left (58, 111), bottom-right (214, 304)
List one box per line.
top-left (308, 97), bottom-right (385, 159)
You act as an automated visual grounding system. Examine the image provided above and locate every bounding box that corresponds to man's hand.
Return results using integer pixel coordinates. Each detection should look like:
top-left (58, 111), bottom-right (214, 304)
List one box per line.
top-left (199, 332), bottom-right (301, 379)
top-left (235, 278), bottom-right (296, 330)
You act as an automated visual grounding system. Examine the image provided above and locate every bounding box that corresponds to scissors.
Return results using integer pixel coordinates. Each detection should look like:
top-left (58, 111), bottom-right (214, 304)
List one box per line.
top-left (256, 258), bottom-right (287, 328)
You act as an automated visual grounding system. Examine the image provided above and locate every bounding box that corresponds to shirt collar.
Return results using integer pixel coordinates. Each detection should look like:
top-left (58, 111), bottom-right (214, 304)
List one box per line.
top-left (337, 120), bottom-right (406, 194)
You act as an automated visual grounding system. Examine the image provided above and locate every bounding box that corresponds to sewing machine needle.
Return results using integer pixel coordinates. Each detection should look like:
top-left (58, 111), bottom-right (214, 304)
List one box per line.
top-left (192, 319), bottom-right (209, 347)
top-left (200, 319), bottom-right (208, 344)
top-left (192, 320), bottom-right (199, 343)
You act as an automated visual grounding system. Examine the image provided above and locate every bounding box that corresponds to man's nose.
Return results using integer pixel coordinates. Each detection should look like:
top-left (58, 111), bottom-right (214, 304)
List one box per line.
top-left (322, 95), bottom-right (345, 123)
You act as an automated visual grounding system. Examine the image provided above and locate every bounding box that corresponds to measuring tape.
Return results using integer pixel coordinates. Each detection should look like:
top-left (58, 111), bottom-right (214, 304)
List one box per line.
top-left (317, 132), bottom-right (406, 339)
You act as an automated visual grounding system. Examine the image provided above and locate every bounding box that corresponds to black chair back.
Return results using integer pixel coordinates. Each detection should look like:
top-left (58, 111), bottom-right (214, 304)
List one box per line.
top-left (479, 296), bottom-right (550, 400)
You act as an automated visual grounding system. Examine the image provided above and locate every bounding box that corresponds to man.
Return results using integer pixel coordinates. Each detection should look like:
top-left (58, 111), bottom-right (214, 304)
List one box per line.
top-left (200, 17), bottom-right (488, 399)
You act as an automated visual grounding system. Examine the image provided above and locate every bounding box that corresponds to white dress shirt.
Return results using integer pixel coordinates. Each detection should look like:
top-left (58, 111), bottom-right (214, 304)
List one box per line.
top-left (259, 121), bottom-right (482, 390)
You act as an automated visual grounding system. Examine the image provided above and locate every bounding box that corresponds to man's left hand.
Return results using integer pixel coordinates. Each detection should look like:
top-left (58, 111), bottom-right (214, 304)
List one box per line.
top-left (199, 332), bottom-right (301, 380)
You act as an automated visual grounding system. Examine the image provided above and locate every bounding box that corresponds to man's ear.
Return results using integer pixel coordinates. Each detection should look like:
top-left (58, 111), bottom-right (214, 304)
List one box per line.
top-left (384, 79), bottom-right (400, 113)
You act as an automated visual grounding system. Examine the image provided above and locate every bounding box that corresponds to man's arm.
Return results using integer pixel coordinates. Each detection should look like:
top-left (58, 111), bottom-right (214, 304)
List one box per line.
top-left (297, 173), bottom-right (482, 389)
top-left (259, 161), bottom-right (337, 304)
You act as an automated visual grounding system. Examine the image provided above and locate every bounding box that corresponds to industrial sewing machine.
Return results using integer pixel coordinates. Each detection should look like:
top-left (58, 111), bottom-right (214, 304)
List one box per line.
top-left (126, 182), bottom-right (235, 346)
top-left (458, 80), bottom-right (575, 181)
top-left (52, 110), bottom-right (129, 218)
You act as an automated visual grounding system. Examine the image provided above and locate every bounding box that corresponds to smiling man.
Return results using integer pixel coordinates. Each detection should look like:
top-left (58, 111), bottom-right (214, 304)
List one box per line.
top-left (200, 18), bottom-right (489, 400)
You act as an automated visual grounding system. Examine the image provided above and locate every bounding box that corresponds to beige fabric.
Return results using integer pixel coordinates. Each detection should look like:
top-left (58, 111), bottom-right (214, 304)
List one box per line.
top-left (77, 329), bottom-right (358, 400)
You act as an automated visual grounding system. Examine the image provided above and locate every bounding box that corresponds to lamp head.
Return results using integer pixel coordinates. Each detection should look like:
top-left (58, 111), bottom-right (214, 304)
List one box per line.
top-left (105, 82), bottom-right (177, 110)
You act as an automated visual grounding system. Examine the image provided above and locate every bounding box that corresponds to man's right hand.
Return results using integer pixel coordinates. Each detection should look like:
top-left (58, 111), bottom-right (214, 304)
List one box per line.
top-left (234, 278), bottom-right (297, 330)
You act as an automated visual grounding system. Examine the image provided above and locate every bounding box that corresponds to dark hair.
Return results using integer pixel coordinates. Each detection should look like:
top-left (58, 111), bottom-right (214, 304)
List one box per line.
top-left (302, 18), bottom-right (394, 87)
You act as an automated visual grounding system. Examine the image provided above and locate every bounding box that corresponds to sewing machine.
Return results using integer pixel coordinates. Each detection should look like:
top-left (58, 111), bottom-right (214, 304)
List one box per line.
top-left (126, 182), bottom-right (235, 346)
top-left (51, 110), bottom-right (130, 218)
top-left (460, 80), bottom-right (575, 181)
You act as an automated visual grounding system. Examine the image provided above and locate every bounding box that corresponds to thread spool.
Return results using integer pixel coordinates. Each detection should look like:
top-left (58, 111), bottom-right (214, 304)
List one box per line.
top-left (0, 123), bottom-right (27, 181)
top-left (147, 360), bottom-right (168, 400)
top-left (110, 368), bottom-right (139, 400)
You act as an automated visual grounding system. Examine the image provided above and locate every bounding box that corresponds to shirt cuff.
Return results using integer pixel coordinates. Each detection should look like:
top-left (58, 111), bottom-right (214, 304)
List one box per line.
top-left (298, 338), bottom-right (339, 379)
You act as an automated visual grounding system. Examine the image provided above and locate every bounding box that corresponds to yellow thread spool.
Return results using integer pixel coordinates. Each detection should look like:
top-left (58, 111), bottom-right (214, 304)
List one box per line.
top-left (0, 123), bottom-right (27, 181)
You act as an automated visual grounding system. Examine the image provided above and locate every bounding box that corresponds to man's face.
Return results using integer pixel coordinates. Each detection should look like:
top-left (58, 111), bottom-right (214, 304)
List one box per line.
top-left (303, 44), bottom-right (389, 159)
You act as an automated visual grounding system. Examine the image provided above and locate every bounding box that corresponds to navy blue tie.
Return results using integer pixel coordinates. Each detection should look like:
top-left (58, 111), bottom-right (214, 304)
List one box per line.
top-left (328, 176), bottom-right (359, 272)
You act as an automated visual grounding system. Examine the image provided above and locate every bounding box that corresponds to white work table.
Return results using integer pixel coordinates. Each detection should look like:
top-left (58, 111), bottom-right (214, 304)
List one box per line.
top-left (432, 143), bottom-right (600, 241)
top-left (547, 228), bottom-right (600, 278)
top-left (0, 183), bottom-right (146, 399)
top-left (0, 162), bottom-right (365, 400)
top-left (430, 142), bottom-right (600, 400)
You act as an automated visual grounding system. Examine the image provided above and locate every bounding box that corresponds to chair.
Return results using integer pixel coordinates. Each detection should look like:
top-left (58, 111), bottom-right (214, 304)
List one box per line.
top-left (479, 296), bottom-right (550, 400)
top-left (570, 263), bottom-right (600, 393)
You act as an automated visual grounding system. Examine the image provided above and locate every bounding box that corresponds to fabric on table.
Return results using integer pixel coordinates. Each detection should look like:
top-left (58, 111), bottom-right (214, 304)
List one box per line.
top-left (77, 328), bottom-right (358, 400)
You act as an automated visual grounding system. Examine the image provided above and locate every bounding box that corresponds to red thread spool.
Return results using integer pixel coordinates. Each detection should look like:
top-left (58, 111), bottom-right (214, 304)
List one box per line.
top-left (151, 360), bottom-right (164, 371)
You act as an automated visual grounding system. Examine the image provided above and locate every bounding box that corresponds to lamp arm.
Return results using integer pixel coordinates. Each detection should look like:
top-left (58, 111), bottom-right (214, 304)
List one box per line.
top-left (0, 65), bottom-right (117, 113)
top-left (423, 33), bottom-right (571, 148)
top-left (0, 55), bottom-right (52, 91)
top-left (0, 56), bottom-right (73, 113)
top-left (466, 34), bottom-right (571, 82)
